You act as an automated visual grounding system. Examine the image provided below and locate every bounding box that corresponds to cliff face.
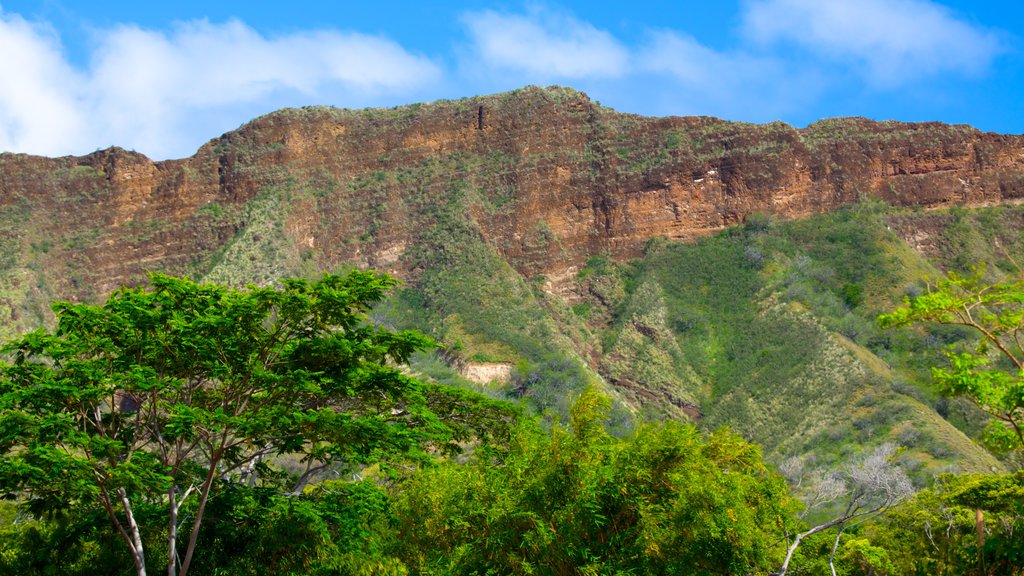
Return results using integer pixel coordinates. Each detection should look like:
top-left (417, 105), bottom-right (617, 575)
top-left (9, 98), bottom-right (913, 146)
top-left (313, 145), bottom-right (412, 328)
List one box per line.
top-left (3, 85), bottom-right (1021, 472)
top-left (1, 86), bottom-right (1022, 327)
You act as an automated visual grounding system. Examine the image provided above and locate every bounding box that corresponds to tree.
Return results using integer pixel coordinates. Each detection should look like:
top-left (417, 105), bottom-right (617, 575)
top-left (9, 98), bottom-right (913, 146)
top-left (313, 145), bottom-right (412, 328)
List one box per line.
top-left (878, 267), bottom-right (1024, 574)
top-left (878, 268), bottom-right (1024, 455)
top-left (777, 443), bottom-right (914, 576)
top-left (853, 471), bottom-right (1024, 576)
top-left (0, 271), bottom-right (515, 576)
top-left (394, 389), bottom-right (794, 575)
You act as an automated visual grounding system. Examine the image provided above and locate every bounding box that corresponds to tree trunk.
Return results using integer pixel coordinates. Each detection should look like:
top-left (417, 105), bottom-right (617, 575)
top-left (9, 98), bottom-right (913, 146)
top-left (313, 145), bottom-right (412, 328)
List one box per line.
top-left (118, 488), bottom-right (148, 576)
top-left (98, 484), bottom-right (148, 576)
top-left (976, 508), bottom-right (985, 574)
top-left (777, 517), bottom-right (848, 576)
top-left (177, 456), bottom-right (220, 576)
top-left (168, 487), bottom-right (178, 576)
top-left (778, 533), bottom-right (805, 576)
top-left (829, 523), bottom-right (847, 576)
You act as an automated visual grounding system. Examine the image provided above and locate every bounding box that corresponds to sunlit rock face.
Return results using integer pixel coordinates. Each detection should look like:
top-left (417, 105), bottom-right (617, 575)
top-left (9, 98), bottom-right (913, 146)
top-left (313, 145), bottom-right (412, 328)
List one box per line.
top-left (0, 86), bottom-right (1021, 333)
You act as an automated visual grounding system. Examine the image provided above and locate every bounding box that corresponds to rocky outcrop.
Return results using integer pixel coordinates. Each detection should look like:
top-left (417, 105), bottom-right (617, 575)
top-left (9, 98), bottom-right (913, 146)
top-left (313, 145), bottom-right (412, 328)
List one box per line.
top-left (460, 362), bottom-right (513, 385)
top-left (1, 86), bottom-right (1022, 321)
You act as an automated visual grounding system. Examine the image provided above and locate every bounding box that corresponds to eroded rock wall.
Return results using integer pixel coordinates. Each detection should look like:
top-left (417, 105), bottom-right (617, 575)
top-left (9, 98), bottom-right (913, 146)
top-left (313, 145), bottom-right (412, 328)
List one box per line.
top-left (1, 86), bottom-right (1022, 314)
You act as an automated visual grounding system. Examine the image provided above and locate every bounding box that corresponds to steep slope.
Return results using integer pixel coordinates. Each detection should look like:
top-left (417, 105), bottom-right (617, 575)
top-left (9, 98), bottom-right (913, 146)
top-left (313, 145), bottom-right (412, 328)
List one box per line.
top-left (1, 86), bottom-right (1022, 330)
top-left (563, 202), bottom-right (1010, 475)
top-left (1, 85), bottom-right (1023, 474)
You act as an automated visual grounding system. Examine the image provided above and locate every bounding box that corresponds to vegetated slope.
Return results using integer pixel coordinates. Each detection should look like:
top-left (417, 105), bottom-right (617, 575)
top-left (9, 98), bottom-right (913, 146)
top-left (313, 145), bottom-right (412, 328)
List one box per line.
top-left (556, 202), bottom-right (1023, 477)
top-left (1, 85), bottom-right (1022, 473)
top-left (396, 197), bottom-right (1017, 478)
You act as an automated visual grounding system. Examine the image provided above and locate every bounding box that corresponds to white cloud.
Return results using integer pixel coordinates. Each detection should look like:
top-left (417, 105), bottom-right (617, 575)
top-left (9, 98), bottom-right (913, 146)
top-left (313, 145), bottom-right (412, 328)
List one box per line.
top-left (0, 12), bottom-right (85, 155)
top-left (454, 6), bottom-right (826, 123)
top-left (742, 0), bottom-right (1003, 86)
top-left (461, 8), bottom-right (629, 78)
top-left (642, 31), bottom-right (767, 89)
top-left (0, 14), bottom-right (440, 158)
top-left (87, 19), bottom-right (440, 158)
top-left (638, 30), bottom-right (825, 120)
top-left (456, 7), bottom-right (819, 119)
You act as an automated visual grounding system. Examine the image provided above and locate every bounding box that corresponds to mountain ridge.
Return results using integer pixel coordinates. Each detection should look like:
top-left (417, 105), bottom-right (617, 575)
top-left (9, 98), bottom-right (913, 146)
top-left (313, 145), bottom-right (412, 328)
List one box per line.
top-left (2, 85), bottom-right (1022, 307)
top-left (2, 85), bottom-right (1024, 474)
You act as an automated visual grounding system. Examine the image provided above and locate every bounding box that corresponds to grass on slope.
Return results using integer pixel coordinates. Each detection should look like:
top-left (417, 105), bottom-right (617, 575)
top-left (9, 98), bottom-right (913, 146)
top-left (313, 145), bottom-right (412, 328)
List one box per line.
top-left (580, 202), bottom-right (1002, 476)
top-left (184, 171), bottom-right (1013, 476)
top-left (369, 176), bottom-right (626, 424)
top-left (388, 198), bottom-right (1009, 475)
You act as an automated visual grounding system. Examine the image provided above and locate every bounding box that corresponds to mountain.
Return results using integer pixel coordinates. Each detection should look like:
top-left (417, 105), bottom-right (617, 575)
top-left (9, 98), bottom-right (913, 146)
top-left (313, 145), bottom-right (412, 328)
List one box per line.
top-left (2, 85), bottom-right (1023, 476)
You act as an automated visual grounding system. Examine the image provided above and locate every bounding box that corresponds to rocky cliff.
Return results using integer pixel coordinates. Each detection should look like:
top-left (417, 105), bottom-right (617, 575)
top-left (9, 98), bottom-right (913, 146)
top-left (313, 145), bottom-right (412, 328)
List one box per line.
top-left (2, 86), bottom-right (1021, 319)
top-left (3, 85), bottom-right (1022, 473)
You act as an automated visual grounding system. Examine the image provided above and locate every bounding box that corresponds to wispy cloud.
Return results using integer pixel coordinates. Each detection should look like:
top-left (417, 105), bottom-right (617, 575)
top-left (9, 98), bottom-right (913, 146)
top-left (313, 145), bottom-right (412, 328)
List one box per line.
top-left (638, 30), bottom-right (823, 118)
top-left (460, 7), bottom-right (629, 78)
top-left (457, 2), bottom-right (1005, 122)
top-left (0, 12), bottom-right (85, 155)
top-left (0, 13), bottom-right (440, 159)
top-left (742, 0), bottom-right (1003, 86)
top-left (459, 7), bottom-right (823, 121)
top-left (0, 3), bottom-right (1013, 158)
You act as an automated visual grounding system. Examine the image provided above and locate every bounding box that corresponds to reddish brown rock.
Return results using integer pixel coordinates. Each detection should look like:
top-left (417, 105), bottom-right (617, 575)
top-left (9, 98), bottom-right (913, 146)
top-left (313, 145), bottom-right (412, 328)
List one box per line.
top-left (1, 86), bottom-right (1022, 316)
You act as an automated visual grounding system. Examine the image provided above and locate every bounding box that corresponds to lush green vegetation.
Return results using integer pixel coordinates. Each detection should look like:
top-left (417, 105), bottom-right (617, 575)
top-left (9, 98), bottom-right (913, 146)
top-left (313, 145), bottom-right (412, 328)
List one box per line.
top-left (296, 200), bottom-right (1022, 485)
top-left (0, 271), bottom-right (516, 576)
top-left (348, 198), bottom-right (1023, 487)
top-left (1, 270), bottom-right (1023, 575)
top-left (518, 203), bottom-right (1002, 476)
top-left (880, 267), bottom-right (1024, 463)
top-left (392, 390), bottom-right (795, 575)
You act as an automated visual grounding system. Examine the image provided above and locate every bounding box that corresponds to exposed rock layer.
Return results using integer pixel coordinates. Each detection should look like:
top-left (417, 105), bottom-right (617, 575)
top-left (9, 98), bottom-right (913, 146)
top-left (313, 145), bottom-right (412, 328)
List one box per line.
top-left (1, 86), bottom-right (1022, 310)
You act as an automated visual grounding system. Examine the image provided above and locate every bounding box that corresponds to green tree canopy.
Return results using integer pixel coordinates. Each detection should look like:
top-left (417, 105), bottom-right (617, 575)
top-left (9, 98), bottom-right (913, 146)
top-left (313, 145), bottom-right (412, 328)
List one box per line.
top-left (393, 389), bottom-right (795, 575)
top-left (877, 267), bottom-right (1024, 575)
top-left (852, 471), bottom-right (1024, 576)
top-left (0, 271), bottom-right (516, 576)
top-left (878, 267), bottom-right (1024, 456)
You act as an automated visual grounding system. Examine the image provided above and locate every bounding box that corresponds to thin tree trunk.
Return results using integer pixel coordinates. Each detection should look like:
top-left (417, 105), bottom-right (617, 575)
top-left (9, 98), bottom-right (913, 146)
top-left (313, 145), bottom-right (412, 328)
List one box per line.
top-left (976, 508), bottom-right (985, 575)
top-left (117, 487), bottom-right (147, 576)
top-left (290, 461), bottom-right (329, 495)
top-left (778, 533), bottom-right (805, 576)
top-left (829, 523), bottom-right (847, 576)
top-left (98, 484), bottom-right (146, 576)
top-left (177, 456), bottom-right (220, 576)
top-left (168, 487), bottom-right (178, 576)
top-left (777, 517), bottom-right (848, 576)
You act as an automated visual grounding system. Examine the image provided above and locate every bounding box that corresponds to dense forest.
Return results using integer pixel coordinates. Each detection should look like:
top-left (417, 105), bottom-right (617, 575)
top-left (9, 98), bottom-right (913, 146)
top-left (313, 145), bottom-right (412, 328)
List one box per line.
top-left (0, 244), bottom-right (1022, 575)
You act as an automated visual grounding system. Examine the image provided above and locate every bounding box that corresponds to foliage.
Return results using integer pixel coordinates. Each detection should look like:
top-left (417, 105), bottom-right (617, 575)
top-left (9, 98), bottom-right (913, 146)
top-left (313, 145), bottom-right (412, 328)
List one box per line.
top-left (392, 389), bottom-right (795, 575)
top-left (192, 480), bottom-right (408, 575)
top-left (0, 479), bottom-right (410, 576)
top-left (855, 472), bottom-right (1024, 575)
top-left (869, 267), bottom-right (1024, 573)
top-left (0, 504), bottom-right (131, 575)
top-left (777, 443), bottom-right (914, 576)
top-left (879, 267), bottom-right (1024, 457)
top-left (0, 271), bottom-right (517, 576)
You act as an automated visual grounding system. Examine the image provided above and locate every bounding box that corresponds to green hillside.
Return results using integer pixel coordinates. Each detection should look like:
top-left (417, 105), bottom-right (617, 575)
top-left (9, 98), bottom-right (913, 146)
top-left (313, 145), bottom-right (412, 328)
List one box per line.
top-left (359, 201), bottom-right (1020, 477)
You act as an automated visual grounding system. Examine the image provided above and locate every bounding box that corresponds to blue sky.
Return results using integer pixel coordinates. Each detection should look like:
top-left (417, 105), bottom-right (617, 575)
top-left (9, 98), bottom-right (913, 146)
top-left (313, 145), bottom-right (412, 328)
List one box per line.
top-left (0, 0), bottom-right (1020, 159)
